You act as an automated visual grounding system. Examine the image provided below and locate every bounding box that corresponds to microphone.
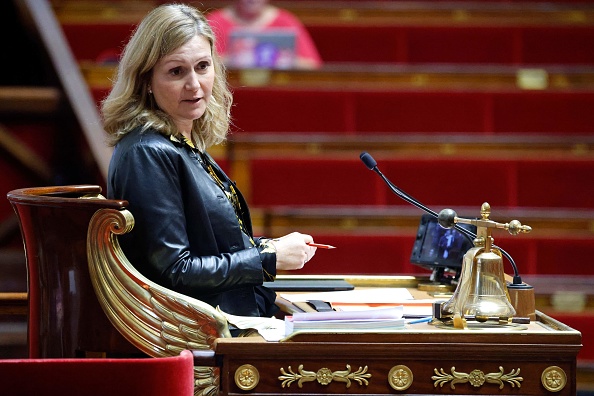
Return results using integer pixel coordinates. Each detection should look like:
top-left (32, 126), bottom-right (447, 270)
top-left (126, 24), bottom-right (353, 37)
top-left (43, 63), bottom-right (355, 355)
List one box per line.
top-left (359, 151), bottom-right (525, 286)
top-left (360, 152), bottom-right (439, 218)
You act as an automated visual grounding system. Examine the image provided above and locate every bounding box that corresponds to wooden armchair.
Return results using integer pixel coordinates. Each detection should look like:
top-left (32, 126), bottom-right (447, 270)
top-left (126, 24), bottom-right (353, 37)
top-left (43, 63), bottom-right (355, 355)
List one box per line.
top-left (7, 185), bottom-right (231, 396)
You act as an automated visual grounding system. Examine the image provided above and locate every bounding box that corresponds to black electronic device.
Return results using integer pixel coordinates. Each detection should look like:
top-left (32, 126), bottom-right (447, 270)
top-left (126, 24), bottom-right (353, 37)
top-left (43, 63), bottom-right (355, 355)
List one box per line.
top-left (410, 214), bottom-right (476, 284)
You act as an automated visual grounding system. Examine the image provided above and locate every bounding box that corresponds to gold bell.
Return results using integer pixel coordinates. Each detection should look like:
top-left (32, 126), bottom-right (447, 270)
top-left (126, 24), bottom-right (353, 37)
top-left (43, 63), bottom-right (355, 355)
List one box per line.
top-left (440, 203), bottom-right (531, 328)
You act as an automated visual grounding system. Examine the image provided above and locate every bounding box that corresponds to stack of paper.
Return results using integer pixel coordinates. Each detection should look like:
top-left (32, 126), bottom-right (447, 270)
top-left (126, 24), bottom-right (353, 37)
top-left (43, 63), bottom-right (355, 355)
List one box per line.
top-left (285, 306), bottom-right (405, 335)
top-left (280, 288), bottom-right (434, 317)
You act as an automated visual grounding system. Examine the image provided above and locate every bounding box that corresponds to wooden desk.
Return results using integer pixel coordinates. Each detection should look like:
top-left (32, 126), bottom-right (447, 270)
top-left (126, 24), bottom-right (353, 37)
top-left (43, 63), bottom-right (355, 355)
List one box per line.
top-left (214, 311), bottom-right (580, 395)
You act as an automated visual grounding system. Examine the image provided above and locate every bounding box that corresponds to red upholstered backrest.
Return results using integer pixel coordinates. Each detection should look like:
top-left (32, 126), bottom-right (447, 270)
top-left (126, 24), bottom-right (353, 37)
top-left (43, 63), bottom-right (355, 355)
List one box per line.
top-left (244, 156), bottom-right (594, 210)
top-left (354, 91), bottom-right (490, 133)
top-left (227, 88), bottom-right (594, 134)
top-left (0, 350), bottom-right (195, 396)
top-left (60, 23), bottom-right (135, 62)
top-left (381, 158), bottom-right (515, 208)
top-left (231, 88), bottom-right (354, 133)
top-left (249, 157), bottom-right (386, 206)
top-left (307, 24), bottom-right (594, 65)
top-left (517, 159), bottom-right (594, 208)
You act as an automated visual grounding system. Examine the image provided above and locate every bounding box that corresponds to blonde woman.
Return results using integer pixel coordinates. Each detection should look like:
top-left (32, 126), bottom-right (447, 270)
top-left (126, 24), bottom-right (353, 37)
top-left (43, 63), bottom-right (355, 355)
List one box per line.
top-left (102, 4), bottom-right (316, 320)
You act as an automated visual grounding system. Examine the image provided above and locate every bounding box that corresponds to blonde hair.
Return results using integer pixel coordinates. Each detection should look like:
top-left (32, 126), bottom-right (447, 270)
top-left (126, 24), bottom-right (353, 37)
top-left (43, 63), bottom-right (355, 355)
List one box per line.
top-left (101, 4), bottom-right (232, 150)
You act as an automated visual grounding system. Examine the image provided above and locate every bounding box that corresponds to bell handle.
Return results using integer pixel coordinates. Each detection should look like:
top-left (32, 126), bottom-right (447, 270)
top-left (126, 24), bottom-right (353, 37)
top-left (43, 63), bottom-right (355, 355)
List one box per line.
top-left (455, 217), bottom-right (531, 235)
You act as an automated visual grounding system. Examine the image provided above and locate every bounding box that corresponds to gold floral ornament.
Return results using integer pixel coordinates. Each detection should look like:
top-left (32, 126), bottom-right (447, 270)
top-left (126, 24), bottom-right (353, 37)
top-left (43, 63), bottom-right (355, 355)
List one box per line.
top-left (388, 365), bottom-right (413, 391)
top-left (432, 366), bottom-right (523, 390)
top-left (234, 364), bottom-right (259, 391)
top-left (541, 366), bottom-right (567, 392)
top-left (279, 364), bottom-right (371, 388)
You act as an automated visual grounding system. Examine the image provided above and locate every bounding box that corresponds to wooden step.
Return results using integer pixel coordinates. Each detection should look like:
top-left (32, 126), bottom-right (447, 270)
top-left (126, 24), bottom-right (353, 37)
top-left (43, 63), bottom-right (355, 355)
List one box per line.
top-left (0, 87), bottom-right (61, 116)
top-left (254, 206), bottom-right (594, 237)
top-left (82, 62), bottom-right (594, 91)
top-left (227, 133), bottom-right (594, 158)
top-left (52, 1), bottom-right (594, 26)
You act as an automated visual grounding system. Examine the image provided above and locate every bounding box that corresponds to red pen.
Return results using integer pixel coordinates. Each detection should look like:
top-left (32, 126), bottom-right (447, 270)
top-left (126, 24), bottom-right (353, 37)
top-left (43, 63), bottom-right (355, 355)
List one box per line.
top-left (307, 242), bottom-right (336, 249)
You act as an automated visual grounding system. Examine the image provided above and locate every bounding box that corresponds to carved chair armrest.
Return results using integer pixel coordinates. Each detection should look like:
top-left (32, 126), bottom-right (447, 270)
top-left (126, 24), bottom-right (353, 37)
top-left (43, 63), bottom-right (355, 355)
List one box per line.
top-left (86, 207), bottom-right (232, 355)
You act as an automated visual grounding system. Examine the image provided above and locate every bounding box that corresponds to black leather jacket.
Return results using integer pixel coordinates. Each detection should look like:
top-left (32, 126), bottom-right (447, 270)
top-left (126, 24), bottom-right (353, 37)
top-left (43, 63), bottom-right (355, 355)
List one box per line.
top-left (107, 127), bottom-right (276, 317)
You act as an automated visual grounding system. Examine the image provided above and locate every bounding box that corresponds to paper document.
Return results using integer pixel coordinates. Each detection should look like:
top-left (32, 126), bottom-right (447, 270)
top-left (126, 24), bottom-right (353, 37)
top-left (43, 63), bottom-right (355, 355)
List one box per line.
top-left (280, 287), bottom-right (435, 317)
top-left (292, 306), bottom-right (403, 321)
top-left (285, 307), bottom-right (406, 335)
top-left (280, 287), bottom-right (414, 304)
top-left (217, 308), bottom-right (285, 341)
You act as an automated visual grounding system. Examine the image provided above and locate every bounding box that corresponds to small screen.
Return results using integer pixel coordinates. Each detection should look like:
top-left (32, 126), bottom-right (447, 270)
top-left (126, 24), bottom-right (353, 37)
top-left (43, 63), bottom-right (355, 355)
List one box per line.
top-left (227, 29), bottom-right (297, 69)
top-left (410, 214), bottom-right (476, 270)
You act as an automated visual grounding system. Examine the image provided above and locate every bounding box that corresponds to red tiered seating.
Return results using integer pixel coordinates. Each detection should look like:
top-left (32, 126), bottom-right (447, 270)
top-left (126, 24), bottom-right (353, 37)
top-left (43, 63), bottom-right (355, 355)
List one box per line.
top-left (308, 25), bottom-right (594, 65)
top-left (246, 157), bottom-right (594, 209)
top-left (293, 234), bottom-right (594, 277)
top-left (60, 23), bottom-right (134, 62)
top-left (230, 88), bottom-right (594, 134)
top-left (248, 157), bottom-right (386, 206)
top-left (61, 22), bottom-right (594, 66)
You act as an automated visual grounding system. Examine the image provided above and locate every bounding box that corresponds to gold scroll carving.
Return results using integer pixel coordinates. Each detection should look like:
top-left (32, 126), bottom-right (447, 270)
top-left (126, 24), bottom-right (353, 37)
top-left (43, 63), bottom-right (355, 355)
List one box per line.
top-left (279, 364), bottom-right (371, 389)
top-left (432, 366), bottom-right (523, 390)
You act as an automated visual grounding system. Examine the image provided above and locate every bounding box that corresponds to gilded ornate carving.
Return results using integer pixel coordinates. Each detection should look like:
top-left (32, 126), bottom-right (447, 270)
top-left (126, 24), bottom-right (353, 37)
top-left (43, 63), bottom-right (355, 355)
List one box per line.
top-left (86, 208), bottom-right (232, 396)
top-left (541, 366), bottom-right (567, 392)
top-left (388, 365), bottom-right (413, 391)
top-left (194, 366), bottom-right (220, 396)
top-left (234, 364), bottom-right (260, 391)
top-left (279, 364), bottom-right (371, 388)
top-left (432, 366), bottom-right (523, 390)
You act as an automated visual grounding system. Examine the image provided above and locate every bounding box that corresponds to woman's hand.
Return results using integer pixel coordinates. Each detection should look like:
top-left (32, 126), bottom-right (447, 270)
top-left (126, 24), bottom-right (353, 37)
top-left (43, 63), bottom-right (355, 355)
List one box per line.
top-left (272, 232), bottom-right (317, 270)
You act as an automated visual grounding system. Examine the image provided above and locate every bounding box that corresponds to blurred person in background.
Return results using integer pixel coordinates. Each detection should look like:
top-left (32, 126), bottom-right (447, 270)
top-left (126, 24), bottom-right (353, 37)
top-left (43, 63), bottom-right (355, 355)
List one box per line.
top-left (207, 0), bottom-right (322, 69)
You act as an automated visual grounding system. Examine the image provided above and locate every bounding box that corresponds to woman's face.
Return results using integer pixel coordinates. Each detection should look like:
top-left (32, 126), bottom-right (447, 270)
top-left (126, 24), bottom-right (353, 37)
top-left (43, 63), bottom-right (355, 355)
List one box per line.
top-left (150, 34), bottom-right (214, 135)
top-left (236, 0), bottom-right (269, 19)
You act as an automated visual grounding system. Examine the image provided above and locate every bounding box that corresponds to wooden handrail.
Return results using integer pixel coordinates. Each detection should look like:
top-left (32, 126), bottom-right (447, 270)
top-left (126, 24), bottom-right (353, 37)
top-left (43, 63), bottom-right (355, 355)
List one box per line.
top-left (254, 205), bottom-right (594, 239)
top-left (228, 132), bottom-right (594, 156)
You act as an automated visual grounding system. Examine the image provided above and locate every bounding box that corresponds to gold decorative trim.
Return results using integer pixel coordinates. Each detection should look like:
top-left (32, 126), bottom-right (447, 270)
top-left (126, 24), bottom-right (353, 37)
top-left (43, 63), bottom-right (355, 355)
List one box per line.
top-left (388, 365), bottom-right (413, 391)
top-left (432, 366), bottom-right (523, 390)
top-left (235, 364), bottom-right (259, 391)
top-left (279, 364), bottom-right (371, 388)
top-left (194, 366), bottom-right (220, 396)
top-left (541, 366), bottom-right (567, 392)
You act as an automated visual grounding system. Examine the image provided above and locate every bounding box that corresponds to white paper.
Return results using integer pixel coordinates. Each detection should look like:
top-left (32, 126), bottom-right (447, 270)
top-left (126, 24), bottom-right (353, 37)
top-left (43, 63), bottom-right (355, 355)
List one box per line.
top-left (280, 287), bottom-right (414, 304)
top-left (217, 308), bottom-right (285, 342)
top-left (292, 306), bottom-right (403, 322)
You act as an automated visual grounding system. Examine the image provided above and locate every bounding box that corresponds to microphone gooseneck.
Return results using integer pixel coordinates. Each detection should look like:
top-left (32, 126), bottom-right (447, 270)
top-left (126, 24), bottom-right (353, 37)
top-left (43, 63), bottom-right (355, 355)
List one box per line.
top-left (359, 152), bottom-right (439, 218)
top-left (359, 151), bottom-right (524, 285)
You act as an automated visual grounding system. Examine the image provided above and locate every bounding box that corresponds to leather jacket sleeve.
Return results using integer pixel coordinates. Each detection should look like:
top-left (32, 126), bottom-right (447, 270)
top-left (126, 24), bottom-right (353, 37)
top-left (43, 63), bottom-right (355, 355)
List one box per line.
top-left (107, 130), bottom-right (269, 300)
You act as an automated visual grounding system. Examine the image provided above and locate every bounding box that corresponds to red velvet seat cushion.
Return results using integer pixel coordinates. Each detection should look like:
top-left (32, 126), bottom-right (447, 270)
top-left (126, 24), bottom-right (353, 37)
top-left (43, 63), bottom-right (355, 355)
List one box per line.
top-left (0, 350), bottom-right (195, 396)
